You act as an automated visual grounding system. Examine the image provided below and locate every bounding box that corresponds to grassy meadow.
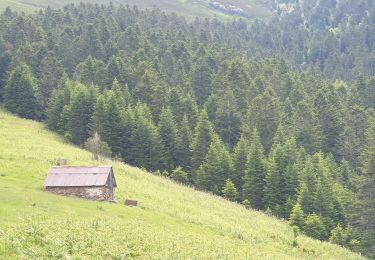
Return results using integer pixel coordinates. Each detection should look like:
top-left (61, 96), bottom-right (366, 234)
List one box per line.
top-left (0, 109), bottom-right (365, 259)
top-left (0, 0), bottom-right (270, 19)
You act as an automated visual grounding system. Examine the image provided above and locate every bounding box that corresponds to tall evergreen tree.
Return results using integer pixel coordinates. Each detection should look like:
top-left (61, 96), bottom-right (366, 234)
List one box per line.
top-left (4, 64), bottom-right (39, 119)
top-left (67, 83), bottom-right (96, 144)
top-left (191, 110), bottom-right (215, 176)
top-left (243, 88), bottom-right (281, 153)
top-left (177, 115), bottom-right (192, 172)
top-left (242, 128), bottom-right (267, 209)
top-left (356, 117), bottom-right (375, 256)
top-left (158, 107), bottom-right (180, 171)
top-left (197, 135), bottom-right (233, 194)
top-left (232, 135), bottom-right (249, 192)
top-left (289, 203), bottom-right (305, 229)
top-left (46, 80), bottom-right (71, 133)
top-left (101, 90), bottom-right (124, 157)
top-left (222, 179), bottom-right (239, 201)
top-left (213, 88), bottom-right (241, 148)
top-left (292, 101), bottom-right (323, 154)
top-left (38, 52), bottom-right (64, 107)
top-left (127, 103), bottom-right (166, 171)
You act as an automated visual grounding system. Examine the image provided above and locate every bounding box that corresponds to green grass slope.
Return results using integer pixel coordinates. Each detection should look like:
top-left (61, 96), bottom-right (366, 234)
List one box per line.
top-left (0, 109), bottom-right (364, 259)
top-left (0, 0), bottom-right (271, 19)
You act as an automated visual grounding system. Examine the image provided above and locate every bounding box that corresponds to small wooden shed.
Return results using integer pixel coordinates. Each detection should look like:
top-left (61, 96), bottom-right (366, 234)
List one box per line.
top-left (44, 166), bottom-right (117, 202)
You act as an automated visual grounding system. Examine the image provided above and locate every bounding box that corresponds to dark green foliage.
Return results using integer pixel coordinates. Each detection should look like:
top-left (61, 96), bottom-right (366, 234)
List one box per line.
top-left (232, 135), bottom-right (248, 192)
top-left (38, 52), bottom-right (64, 107)
top-left (329, 225), bottom-right (357, 250)
top-left (291, 101), bottom-right (323, 154)
top-left (67, 83), bottom-right (97, 144)
top-left (170, 166), bottom-right (189, 184)
top-left (4, 64), bottom-right (39, 119)
top-left (356, 117), bottom-right (375, 257)
top-left (127, 104), bottom-right (166, 171)
top-left (304, 214), bottom-right (328, 241)
top-left (211, 88), bottom-right (241, 148)
top-left (222, 179), bottom-right (239, 201)
top-left (100, 91), bottom-right (124, 157)
top-left (158, 107), bottom-right (180, 172)
top-left (242, 129), bottom-right (267, 209)
top-left (191, 110), bottom-right (215, 174)
top-left (197, 135), bottom-right (233, 194)
top-left (289, 203), bottom-right (305, 230)
top-left (243, 89), bottom-right (281, 153)
top-left (177, 115), bottom-right (192, 172)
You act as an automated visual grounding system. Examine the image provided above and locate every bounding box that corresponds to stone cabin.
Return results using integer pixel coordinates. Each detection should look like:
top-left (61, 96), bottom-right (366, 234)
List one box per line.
top-left (44, 166), bottom-right (117, 202)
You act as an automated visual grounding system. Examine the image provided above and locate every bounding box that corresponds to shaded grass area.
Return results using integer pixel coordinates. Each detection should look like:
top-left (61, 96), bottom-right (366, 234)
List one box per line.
top-left (0, 0), bottom-right (39, 12)
top-left (0, 109), bottom-right (364, 259)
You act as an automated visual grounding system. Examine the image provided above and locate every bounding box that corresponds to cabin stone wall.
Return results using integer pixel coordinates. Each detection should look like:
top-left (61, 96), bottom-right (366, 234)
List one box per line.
top-left (45, 186), bottom-right (114, 201)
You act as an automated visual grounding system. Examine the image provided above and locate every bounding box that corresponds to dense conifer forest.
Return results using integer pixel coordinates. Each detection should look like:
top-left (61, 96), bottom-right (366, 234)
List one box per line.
top-left (0, 1), bottom-right (374, 257)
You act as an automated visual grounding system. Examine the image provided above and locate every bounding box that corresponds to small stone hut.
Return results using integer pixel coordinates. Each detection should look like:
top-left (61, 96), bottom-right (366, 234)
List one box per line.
top-left (44, 166), bottom-right (117, 202)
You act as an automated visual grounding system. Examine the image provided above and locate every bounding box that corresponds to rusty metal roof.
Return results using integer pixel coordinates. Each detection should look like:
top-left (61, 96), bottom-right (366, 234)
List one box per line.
top-left (44, 166), bottom-right (115, 187)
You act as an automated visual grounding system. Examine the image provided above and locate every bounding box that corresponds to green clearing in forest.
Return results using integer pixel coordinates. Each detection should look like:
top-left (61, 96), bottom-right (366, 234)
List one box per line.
top-left (0, 0), bottom-right (271, 19)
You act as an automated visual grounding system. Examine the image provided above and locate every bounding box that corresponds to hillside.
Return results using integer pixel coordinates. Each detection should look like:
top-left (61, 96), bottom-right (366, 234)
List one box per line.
top-left (0, 0), bottom-right (271, 19)
top-left (0, 109), bottom-right (364, 259)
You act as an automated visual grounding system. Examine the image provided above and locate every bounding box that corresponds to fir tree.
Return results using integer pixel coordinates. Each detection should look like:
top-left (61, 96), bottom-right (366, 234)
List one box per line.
top-left (177, 115), bottom-right (192, 172)
top-left (158, 107), bottom-right (180, 171)
top-left (67, 83), bottom-right (97, 144)
top-left (4, 64), bottom-right (39, 119)
top-left (222, 179), bottom-right (239, 201)
top-left (304, 213), bottom-right (328, 240)
top-left (197, 135), bottom-right (233, 194)
top-left (170, 166), bottom-right (189, 184)
top-left (127, 103), bottom-right (166, 171)
top-left (232, 135), bottom-right (249, 192)
top-left (46, 82), bottom-right (71, 133)
top-left (102, 91), bottom-right (124, 156)
top-left (191, 110), bottom-right (215, 176)
top-left (289, 203), bottom-right (305, 230)
top-left (356, 117), bottom-right (375, 256)
top-left (242, 128), bottom-right (267, 209)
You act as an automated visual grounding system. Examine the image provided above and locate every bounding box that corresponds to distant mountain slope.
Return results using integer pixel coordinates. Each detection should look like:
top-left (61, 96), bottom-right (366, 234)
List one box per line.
top-left (0, 0), bottom-right (272, 19)
top-left (0, 109), bottom-right (364, 259)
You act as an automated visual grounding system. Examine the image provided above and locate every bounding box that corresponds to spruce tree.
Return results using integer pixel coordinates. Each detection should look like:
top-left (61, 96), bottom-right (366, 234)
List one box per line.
top-left (289, 203), bottom-right (305, 230)
top-left (356, 117), bottom-right (375, 256)
top-left (46, 82), bottom-right (71, 133)
top-left (67, 83), bottom-right (96, 145)
top-left (191, 110), bottom-right (215, 177)
top-left (222, 179), bottom-right (239, 201)
top-left (177, 115), bottom-right (192, 172)
top-left (4, 64), bottom-right (39, 119)
top-left (38, 51), bottom-right (64, 107)
top-left (242, 128), bottom-right (267, 209)
top-left (214, 88), bottom-right (241, 148)
top-left (292, 101), bottom-right (323, 154)
top-left (243, 89), bottom-right (281, 153)
top-left (304, 213), bottom-right (328, 240)
top-left (197, 135), bottom-right (233, 194)
top-left (232, 135), bottom-right (249, 192)
top-left (128, 103), bottom-right (166, 171)
top-left (90, 95), bottom-right (107, 136)
top-left (170, 166), bottom-right (188, 184)
top-left (102, 91), bottom-right (124, 156)
top-left (297, 182), bottom-right (315, 216)
top-left (158, 107), bottom-right (180, 171)
top-left (264, 157), bottom-right (282, 212)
